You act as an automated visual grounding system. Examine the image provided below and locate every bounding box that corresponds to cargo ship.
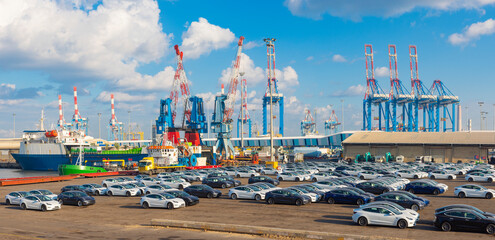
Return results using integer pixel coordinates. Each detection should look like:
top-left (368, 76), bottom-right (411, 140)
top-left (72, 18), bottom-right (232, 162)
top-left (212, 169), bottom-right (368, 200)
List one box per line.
top-left (11, 130), bottom-right (148, 171)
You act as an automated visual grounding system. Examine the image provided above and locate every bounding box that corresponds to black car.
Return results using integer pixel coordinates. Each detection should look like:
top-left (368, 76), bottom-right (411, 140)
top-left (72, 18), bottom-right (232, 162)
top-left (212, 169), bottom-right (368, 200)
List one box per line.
top-left (248, 176), bottom-right (280, 185)
top-left (207, 172), bottom-right (228, 178)
top-left (184, 185), bottom-right (222, 198)
top-left (435, 208), bottom-right (495, 234)
top-left (61, 185), bottom-right (86, 192)
top-left (435, 204), bottom-right (495, 218)
top-left (292, 185), bottom-right (325, 196)
top-left (356, 182), bottom-right (394, 195)
top-left (375, 192), bottom-right (425, 211)
top-left (217, 176), bottom-right (241, 186)
top-left (57, 191), bottom-right (95, 206)
top-left (166, 190), bottom-right (200, 206)
top-left (202, 177), bottom-right (233, 188)
top-left (265, 189), bottom-right (311, 206)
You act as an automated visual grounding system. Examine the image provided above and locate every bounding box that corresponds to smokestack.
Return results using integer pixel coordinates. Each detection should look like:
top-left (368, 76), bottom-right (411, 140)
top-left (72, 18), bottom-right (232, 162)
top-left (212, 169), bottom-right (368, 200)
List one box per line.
top-left (111, 94), bottom-right (116, 126)
top-left (73, 87), bottom-right (79, 123)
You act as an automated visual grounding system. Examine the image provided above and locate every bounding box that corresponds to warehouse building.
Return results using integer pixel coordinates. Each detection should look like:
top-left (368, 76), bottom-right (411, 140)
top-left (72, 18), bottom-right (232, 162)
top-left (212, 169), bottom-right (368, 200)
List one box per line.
top-left (342, 131), bottom-right (495, 163)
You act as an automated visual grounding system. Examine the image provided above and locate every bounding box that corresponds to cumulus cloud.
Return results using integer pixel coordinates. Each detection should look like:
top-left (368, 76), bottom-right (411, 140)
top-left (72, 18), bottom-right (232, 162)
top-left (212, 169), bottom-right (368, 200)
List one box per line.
top-left (243, 41), bottom-right (263, 50)
top-left (96, 91), bottom-right (156, 103)
top-left (284, 95), bottom-right (308, 114)
top-left (332, 54), bottom-right (347, 62)
top-left (331, 84), bottom-right (366, 97)
top-left (181, 17), bottom-right (236, 59)
top-left (448, 18), bottom-right (495, 45)
top-left (374, 66), bottom-right (389, 78)
top-left (306, 56), bottom-right (314, 61)
top-left (284, 0), bottom-right (495, 21)
top-left (115, 66), bottom-right (176, 91)
top-left (219, 53), bottom-right (265, 86)
top-left (0, 0), bottom-right (171, 91)
top-left (0, 83), bottom-right (50, 99)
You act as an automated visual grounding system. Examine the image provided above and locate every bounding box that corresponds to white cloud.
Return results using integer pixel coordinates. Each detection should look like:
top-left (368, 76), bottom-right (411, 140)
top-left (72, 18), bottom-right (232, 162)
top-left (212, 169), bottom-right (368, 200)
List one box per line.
top-left (285, 95), bottom-right (308, 115)
top-left (275, 66), bottom-right (299, 91)
top-left (306, 56), bottom-right (314, 61)
top-left (219, 53), bottom-right (265, 86)
top-left (448, 18), bottom-right (495, 45)
top-left (332, 54), bottom-right (347, 62)
top-left (374, 66), bottom-right (389, 78)
top-left (181, 17), bottom-right (236, 59)
top-left (0, 83), bottom-right (15, 96)
top-left (116, 66), bottom-right (175, 91)
top-left (284, 0), bottom-right (495, 21)
top-left (195, 91), bottom-right (219, 111)
top-left (243, 41), bottom-right (263, 50)
top-left (0, 0), bottom-right (171, 91)
top-left (96, 91), bottom-right (155, 103)
top-left (331, 84), bottom-right (366, 97)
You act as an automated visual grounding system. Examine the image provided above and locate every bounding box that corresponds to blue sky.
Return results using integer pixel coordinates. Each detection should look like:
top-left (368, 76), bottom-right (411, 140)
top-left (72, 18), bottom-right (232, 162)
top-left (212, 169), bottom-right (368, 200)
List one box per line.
top-left (1, 0), bottom-right (495, 139)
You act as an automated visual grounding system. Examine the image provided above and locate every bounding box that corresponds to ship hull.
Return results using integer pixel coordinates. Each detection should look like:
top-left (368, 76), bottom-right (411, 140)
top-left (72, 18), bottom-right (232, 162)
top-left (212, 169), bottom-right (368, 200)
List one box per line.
top-left (58, 164), bottom-right (107, 175)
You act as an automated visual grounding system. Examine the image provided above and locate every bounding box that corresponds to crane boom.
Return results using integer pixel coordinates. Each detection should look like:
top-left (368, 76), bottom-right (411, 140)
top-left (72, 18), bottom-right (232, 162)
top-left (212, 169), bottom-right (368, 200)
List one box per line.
top-left (170, 45), bottom-right (192, 128)
top-left (223, 36), bottom-right (244, 122)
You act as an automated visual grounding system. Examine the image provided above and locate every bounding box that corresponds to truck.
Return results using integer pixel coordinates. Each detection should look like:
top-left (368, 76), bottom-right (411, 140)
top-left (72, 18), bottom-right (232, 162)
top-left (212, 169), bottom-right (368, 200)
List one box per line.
top-left (138, 157), bottom-right (185, 175)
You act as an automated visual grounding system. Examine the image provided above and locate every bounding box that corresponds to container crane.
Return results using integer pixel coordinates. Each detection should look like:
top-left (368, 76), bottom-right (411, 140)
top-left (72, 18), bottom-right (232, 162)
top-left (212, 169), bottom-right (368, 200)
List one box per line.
top-left (324, 110), bottom-right (341, 135)
top-left (108, 94), bottom-right (124, 141)
top-left (262, 38), bottom-right (284, 136)
top-left (71, 87), bottom-right (88, 135)
top-left (301, 108), bottom-right (316, 136)
top-left (409, 45), bottom-right (436, 132)
top-left (388, 44), bottom-right (414, 132)
top-left (237, 78), bottom-right (252, 138)
top-left (211, 36), bottom-right (244, 160)
top-left (429, 80), bottom-right (459, 132)
top-left (363, 44), bottom-right (389, 131)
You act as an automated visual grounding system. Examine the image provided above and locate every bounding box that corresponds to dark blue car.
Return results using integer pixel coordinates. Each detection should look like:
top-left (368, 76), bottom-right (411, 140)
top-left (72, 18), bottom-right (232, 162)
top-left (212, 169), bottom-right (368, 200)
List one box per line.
top-left (393, 190), bottom-right (430, 206)
top-left (57, 191), bottom-right (95, 206)
top-left (248, 176), bottom-right (280, 186)
top-left (201, 177), bottom-right (233, 188)
top-left (265, 189), bottom-right (311, 206)
top-left (324, 189), bottom-right (371, 205)
top-left (405, 181), bottom-right (445, 195)
top-left (184, 185), bottom-right (222, 198)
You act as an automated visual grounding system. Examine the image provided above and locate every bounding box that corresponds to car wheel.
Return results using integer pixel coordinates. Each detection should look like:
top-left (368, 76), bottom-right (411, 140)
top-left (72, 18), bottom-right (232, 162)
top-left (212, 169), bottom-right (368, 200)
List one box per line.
top-left (267, 197), bottom-right (274, 204)
top-left (398, 174), bottom-right (402, 178)
top-left (411, 204), bottom-right (419, 211)
top-left (231, 193), bottom-right (238, 200)
top-left (327, 197), bottom-right (335, 204)
top-left (126, 191), bottom-right (131, 197)
top-left (196, 177), bottom-right (201, 181)
top-left (278, 177), bottom-right (283, 181)
top-left (295, 177), bottom-right (300, 182)
top-left (312, 178), bottom-right (317, 182)
top-left (167, 202), bottom-right (174, 209)
top-left (58, 199), bottom-right (63, 205)
top-left (77, 200), bottom-right (83, 207)
top-left (458, 192), bottom-right (466, 198)
top-left (430, 175), bottom-right (435, 179)
top-left (221, 184), bottom-right (226, 189)
top-left (357, 217), bottom-right (368, 226)
top-left (397, 219), bottom-right (407, 229)
top-left (207, 193), bottom-right (213, 199)
top-left (236, 174), bottom-right (241, 178)
top-left (179, 184), bottom-right (184, 190)
top-left (295, 199), bottom-right (302, 206)
top-left (468, 178), bottom-right (473, 182)
top-left (408, 189), bottom-right (414, 194)
top-left (146, 191), bottom-right (151, 195)
top-left (251, 174), bottom-right (255, 177)
top-left (486, 224), bottom-right (495, 234)
top-left (40, 205), bottom-right (47, 212)
top-left (413, 175), bottom-right (419, 179)
top-left (359, 176), bottom-right (365, 180)
top-left (255, 194), bottom-right (261, 201)
top-left (441, 221), bottom-right (452, 232)
top-left (108, 191), bottom-right (113, 196)
top-left (261, 171), bottom-right (265, 175)
top-left (103, 183), bottom-right (107, 188)
top-left (21, 203), bottom-right (27, 210)
top-left (488, 178), bottom-right (493, 183)
top-left (458, 172), bottom-right (463, 175)
top-left (95, 190), bottom-right (100, 196)
top-left (5, 199), bottom-right (10, 205)
top-left (447, 176), bottom-right (453, 180)
top-left (142, 202), bottom-right (149, 209)
top-left (356, 199), bottom-right (364, 205)
top-left (486, 193), bottom-right (493, 199)
top-left (433, 189), bottom-right (440, 195)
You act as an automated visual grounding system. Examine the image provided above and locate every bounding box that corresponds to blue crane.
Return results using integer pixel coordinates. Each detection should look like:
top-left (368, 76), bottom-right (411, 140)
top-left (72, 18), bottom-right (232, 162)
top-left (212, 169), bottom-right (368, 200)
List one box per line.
top-left (262, 38), bottom-right (284, 136)
top-left (429, 80), bottom-right (459, 132)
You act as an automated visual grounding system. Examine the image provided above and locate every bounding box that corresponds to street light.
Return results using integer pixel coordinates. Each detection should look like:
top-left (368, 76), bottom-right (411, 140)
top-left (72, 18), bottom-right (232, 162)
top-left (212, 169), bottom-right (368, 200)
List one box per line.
top-left (479, 102), bottom-right (485, 130)
top-left (13, 113), bottom-right (16, 138)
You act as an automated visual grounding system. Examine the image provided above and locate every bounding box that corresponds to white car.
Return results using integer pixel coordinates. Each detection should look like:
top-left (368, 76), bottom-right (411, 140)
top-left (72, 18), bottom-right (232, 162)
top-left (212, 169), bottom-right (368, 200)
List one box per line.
top-left (395, 170), bottom-right (427, 179)
top-left (260, 167), bottom-right (280, 175)
top-left (343, 168), bottom-right (362, 176)
top-left (28, 190), bottom-right (58, 200)
top-left (20, 195), bottom-right (61, 211)
top-left (224, 169), bottom-right (237, 176)
top-left (360, 201), bottom-right (419, 221)
top-left (81, 184), bottom-right (108, 196)
top-left (352, 205), bottom-right (416, 229)
top-left (310, 172), bottom-right (338, 182)
top-left (139, 177), bottom-right (162, 186)
top-left (277, 172), bottom-right (304, 182)
top-left (465, 172), bottom-right (495, 183)
top-left (101, 178), bottom-right (121, 187)
top-left (228, 186), bottom-right (265, 201)
top-left (312, 181), bottom-right (347, 191)
top-left (235, 169), bottom-right (259, 178)
top-left (357, 171), bottom-right (383, 180)
top-left (159, 178), bottom-right (190, 189)
top-left (182, 171), bottom-right (204, 181)
top-left (144, 185), bottom-right (177, 194)
top-left (294, 171), bottom-right (312, 181)
top-left (107, 184), bottom-right (141, 196)
top-left (140, 193), bottom-right (186, 209)
top-left (5, 191), bottom-right (31, 205)
top-left (428, 171), bottom-right (456, 180)
top-left (454, 184), bottom-right (495, 199)
top-left (442, 167), bottom-right (467, 175)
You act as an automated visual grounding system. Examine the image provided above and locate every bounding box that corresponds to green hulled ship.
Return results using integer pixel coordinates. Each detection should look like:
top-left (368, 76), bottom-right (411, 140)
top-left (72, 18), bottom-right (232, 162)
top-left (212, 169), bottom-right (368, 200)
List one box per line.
top-left (58, 164), bottom-right (107, 175)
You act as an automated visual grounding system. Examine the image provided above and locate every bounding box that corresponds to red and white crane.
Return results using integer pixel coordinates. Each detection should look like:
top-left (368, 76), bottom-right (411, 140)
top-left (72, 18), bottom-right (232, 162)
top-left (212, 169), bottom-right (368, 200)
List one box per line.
top-left (58, 94), bottom-right (67, 129)
top-left (170, 45), bottom-right (192, 128)
top-left (223, 36), bottom-right (245, 122)
top-left (109, 94), bottom-right (124, 140)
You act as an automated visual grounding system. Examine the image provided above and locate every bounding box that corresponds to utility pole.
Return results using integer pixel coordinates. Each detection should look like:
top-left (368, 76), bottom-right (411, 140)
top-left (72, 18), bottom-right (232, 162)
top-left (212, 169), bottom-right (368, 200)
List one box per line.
top-left (479, 102), bottom-right (484, 130)
top-left (99, 113), bottom-right (103, 138)
top-left (341, 99), bottom-right (344, 131)
top-left (13, 113), bottom-right (16, 138)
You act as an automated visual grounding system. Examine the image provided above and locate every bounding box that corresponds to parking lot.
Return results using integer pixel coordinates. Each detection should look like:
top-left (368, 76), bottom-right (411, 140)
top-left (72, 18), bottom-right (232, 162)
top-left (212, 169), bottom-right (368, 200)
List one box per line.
top-left (2, 172), bottom-right (495, 240)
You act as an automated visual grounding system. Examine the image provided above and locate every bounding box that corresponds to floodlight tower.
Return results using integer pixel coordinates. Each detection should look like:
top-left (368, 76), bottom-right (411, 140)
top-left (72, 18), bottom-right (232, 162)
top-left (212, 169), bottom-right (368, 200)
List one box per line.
top-left (363, 44), bottom-right (389, 131)
top-left (237, 77), bottom-right (252, 138)
top-left (57, 95), bottom-right (71, 130)
top-left (262, 38), bottom-right (284, 136)
top-left (108, 94), bottom-right (124, 140)
top-left (388, 45), bottom-right (414, 132)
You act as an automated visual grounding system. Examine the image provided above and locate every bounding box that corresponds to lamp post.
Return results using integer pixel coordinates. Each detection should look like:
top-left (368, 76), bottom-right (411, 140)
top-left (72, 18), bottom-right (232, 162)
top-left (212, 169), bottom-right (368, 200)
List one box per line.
top-left (13, 113), bottom-right (16, 138)
top-left (479, 102), bottom-right (484, 130)
top-left (240, 72), bottom-right (245, 150)
top-left (97, 113), bottom-right (102, 139)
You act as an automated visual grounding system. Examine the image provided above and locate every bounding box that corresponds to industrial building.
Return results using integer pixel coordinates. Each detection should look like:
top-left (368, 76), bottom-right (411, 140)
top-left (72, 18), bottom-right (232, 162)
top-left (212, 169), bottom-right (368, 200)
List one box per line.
top-left (342, 131), bottom-right (495, 163)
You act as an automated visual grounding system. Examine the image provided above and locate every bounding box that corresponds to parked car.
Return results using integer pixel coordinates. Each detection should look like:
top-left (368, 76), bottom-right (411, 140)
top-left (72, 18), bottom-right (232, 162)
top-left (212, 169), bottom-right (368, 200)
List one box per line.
top-left (184, 185), bottom-right (222, 198)
top-left (20, 194), bottom-right (61, 211)
top-left (159, 178), bottom-right (191, 189)
top-left (310, 172), bottom-right (338, 182)
top-left (465, 172), bottom-right (495, 183)
top-left (357, 171), bottom-right (383, 180)
top-left (260, 167), bottom-right (280, 175)
top-left (265, 189), bottom-right (311, 206)
top-left (217, 176), bottom-right (241, 187)
top-left (405, 181), bottom-right (445, 195)
top-left (312, 180), bottom-right (347, 190)
top-left (435, 204), bottom-right (495, 218)
top-left (434, 208), bottom-right (495, 234)
top-left (101, 178), bottom-right (122, 187)
top-left (428, 170), bottom-right (456, 180)
top-left (395, 170), bottom-right (427, 179)
top-left (145, 185), bottom-right (176, 194)
top-left (360, 201), bottom-right (419, 221)
top-left (229, 186), bottom-right (265, 201)
top-left (202, 177), bottom-right (233, 189)
top-left (107, 184), bottom-right (141, 197)
top-left (324, 188), bottom-right (371, 205)
top-left (392, 190), bottom-right (430, 206)
top-left (81, 183), bottom-right (108, 196)
top-left (375, 192), bottom-right (425, 211)
top-left (5, 191), bottom-right (31, 205)
top-left (138, 177), bottom-right (162, 186)
top-left (140, 193), bottom-right (186, 209)
top-left (277, 172), bottom-right (303, 182)
top-left (207, 172), bottom-right (229, 178)
top-left (356, 182), bottom-right (394, 195)
top-left (352, 205), bottom-right (417, 229)
top-left (57, 191), bottom-right (95, 206)
top-left (454, 184), bottom-right (495, 199)
top-left (287, 187), bottom-right (321, 202)
top-left (166, 190), bottom-right (199, 206)
top-left (248, 176), bottom-right (279, 185)
top-left (28, 190), bottom-right (57, 200)
top-left (61, 185), bottom-right (86, 192)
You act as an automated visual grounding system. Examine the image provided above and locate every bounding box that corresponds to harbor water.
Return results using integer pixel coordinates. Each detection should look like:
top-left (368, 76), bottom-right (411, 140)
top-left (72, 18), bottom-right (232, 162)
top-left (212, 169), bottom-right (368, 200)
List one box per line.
top-left (0, 168), bottom-right (58, 179)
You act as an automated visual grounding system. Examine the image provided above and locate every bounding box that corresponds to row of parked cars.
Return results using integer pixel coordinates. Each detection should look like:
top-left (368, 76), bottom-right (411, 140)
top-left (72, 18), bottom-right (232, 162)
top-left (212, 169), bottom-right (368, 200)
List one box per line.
top-left (5, 188), bottom-right (95, 211)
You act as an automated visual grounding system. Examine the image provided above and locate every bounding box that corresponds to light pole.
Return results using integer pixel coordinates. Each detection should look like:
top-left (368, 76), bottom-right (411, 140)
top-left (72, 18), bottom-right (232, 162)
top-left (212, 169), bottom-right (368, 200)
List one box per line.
top-left (240, 72), bottom-right (245, 150)
top-left (97, 113), bottom-right (102, 139)
top-left (479, 102), bottom-right (484, 130)
top-left (127, 110), bottom-right (131, 140)
top-left (341, 99), bottom-right (344, 131)
top-left (13, 113), bottom-right (16, 138)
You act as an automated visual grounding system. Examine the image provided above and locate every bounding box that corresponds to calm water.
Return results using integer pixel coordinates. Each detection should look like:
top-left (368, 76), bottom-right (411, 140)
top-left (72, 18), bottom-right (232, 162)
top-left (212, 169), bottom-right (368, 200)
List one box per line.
top-left (0, 168), bottom-right (58, 179)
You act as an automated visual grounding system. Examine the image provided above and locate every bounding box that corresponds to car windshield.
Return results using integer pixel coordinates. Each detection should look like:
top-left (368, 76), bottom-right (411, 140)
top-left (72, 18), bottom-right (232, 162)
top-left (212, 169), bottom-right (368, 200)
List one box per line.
top-left (138, 161), bottom-right (151, 167)
top-left (293, 187), bottom-right (309, 193)
top-left (162, 193), bottom-right (175, 199)
top-left (123, 185), bottom-right (135, 189)
top-left (19, 192), bottom-right (30, 197)
top-left (201, 185), bottom-right (214, 191)
top-left (39, 190), bottom-right (52, 195)
top-left (247, 185), bottom-right (262, 191)
top-left (255, 184), bottom-right (269, 190)
top-left (38, 195), bottom-right (52, 201)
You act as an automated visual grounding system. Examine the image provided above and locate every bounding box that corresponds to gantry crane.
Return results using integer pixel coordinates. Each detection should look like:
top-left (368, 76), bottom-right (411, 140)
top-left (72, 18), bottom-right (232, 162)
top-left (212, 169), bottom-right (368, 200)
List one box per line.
top-left (324, 110), bottom-right (341, 135)
top-left (301, 108), bottom-right (317, 136)
top-left (211, 36), bottom-right (244, 160)
top-left (262, 38), bottom-right (284, 136)
top-left (429, 80), bottom-right (459, 132)
top-left (237, 78), bottom-right (252, 138)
